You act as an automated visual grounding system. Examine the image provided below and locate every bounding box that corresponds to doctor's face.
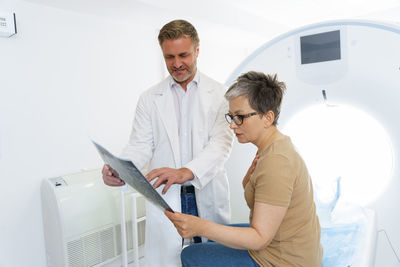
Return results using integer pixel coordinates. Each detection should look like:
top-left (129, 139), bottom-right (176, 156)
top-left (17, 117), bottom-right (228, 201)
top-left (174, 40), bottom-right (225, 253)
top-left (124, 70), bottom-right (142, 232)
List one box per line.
top-left (161, 37), bottom-right (199, 88)
top-left (228, 96), bottom-right (265, 145)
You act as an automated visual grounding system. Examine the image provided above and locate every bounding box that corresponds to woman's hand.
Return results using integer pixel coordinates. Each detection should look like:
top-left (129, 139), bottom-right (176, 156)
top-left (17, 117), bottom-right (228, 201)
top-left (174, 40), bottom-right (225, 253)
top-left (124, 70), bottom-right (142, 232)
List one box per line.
top-left (164, 210), bottom-right (203, 239)
top-left (242, 153), bottom-right (260, 188)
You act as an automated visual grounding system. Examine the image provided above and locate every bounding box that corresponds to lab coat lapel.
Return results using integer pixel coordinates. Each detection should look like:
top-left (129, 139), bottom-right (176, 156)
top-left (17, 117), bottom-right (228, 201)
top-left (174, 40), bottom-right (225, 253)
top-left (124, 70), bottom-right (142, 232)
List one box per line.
top-left (153, 81), bottom-right (181, 168)
top-left (192, 74), bottom-right (214, 155)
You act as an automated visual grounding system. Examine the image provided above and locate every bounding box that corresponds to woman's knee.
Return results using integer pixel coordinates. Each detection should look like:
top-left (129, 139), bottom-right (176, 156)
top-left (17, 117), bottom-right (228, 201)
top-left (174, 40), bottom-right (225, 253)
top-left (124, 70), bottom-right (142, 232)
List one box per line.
top-left (181, 244), bottom-right (199, 265)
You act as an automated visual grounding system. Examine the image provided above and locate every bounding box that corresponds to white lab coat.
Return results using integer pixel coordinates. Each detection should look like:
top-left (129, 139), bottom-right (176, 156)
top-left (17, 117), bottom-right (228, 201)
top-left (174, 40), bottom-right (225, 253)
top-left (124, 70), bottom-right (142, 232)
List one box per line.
top-left (121, 72), bottom-right (234, 267)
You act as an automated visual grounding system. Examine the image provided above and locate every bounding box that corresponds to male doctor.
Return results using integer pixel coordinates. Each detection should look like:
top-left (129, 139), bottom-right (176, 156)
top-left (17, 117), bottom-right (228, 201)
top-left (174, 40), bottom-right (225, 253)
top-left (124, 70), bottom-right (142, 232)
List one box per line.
top-left (102, 19), bottom-right (234, 267)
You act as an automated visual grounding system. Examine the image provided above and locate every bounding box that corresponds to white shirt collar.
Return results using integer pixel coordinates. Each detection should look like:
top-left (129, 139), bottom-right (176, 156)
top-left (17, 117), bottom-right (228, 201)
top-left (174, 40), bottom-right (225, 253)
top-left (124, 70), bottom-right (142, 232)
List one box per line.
top-left (169, 71), bottom-right (200, 90)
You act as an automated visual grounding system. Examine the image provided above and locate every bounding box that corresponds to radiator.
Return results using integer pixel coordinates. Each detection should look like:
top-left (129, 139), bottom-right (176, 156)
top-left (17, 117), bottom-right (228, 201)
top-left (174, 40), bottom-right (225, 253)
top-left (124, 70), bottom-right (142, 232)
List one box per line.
top-left (41, 169), bottom-right (146, 267)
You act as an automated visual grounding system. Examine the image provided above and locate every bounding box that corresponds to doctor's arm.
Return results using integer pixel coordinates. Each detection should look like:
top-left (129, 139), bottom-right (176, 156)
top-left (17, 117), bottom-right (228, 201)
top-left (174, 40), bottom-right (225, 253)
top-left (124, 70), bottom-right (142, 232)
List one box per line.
top-left (102, 93), bottom-right (154, 187)
top-left (146, 167), bottom-right (194, 194)
top-left (184, 99), bottom-right (234, 189)
top-left (146, 98), bottom-right (233, 193)
top-left (120, 93), bottom-right (154, 167)
top-left (165, 201), bottom-right (287, 250)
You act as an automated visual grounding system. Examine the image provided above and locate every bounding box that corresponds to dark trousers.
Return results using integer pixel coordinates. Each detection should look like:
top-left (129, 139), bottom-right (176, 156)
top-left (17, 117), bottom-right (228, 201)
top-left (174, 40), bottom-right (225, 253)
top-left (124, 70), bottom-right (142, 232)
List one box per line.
top-left (181, 186), bottom-right (202, 243)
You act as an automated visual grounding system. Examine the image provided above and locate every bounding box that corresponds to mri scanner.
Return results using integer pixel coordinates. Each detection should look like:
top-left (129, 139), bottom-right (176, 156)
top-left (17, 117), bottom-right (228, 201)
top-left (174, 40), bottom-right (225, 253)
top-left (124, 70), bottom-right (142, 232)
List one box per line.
top-left (225, 19), bottom-right (400, 266)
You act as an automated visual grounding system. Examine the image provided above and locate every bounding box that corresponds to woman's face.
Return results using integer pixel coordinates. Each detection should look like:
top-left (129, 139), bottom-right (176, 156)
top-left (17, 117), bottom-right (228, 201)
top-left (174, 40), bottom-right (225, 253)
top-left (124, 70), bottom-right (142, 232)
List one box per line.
top-left (228, 96), bottom-right (266, 144)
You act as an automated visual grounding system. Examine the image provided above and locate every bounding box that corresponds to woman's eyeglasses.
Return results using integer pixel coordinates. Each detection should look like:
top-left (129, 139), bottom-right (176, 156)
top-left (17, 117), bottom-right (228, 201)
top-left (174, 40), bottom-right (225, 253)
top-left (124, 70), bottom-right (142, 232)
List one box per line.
top-left (225, 112), bottom-right (258, 126)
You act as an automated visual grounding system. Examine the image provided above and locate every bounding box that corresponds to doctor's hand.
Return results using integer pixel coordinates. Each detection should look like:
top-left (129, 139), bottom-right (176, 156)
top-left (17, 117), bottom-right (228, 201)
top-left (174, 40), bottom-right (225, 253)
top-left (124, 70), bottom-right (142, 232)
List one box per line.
top-left (164, 210), bottom-right (204, 239)
top-left (102, 164), bottom-right (125, 186)
top-left (146, 167), bottom-right (194, 194)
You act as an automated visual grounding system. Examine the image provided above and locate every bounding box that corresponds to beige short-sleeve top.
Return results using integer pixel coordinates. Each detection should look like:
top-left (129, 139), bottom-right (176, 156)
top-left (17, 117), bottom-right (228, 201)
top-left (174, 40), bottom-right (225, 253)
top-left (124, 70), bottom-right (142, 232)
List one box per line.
top-left (245, 132), bottom-right (323, 267)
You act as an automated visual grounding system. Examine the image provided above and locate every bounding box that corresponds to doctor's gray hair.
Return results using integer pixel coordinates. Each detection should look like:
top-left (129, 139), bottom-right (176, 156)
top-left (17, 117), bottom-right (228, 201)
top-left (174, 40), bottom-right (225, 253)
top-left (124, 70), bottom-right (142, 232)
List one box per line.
top-left (225, 71), bottom-right (286, 125)
top-left (158, 20), bottom-right (199, 47)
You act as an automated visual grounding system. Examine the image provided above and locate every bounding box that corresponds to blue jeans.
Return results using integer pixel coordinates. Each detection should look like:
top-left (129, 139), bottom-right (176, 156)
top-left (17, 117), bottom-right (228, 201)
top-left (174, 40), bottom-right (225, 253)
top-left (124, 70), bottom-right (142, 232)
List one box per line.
top-left (181, 223), bottom-right (260, 267)
top-left (181, 189), bottom-right (202, 243)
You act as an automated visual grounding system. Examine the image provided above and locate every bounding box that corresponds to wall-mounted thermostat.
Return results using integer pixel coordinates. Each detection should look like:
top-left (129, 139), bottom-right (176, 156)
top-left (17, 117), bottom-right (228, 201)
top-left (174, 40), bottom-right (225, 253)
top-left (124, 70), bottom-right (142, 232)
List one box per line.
top-left (0, 13), bottom-right (17, 37)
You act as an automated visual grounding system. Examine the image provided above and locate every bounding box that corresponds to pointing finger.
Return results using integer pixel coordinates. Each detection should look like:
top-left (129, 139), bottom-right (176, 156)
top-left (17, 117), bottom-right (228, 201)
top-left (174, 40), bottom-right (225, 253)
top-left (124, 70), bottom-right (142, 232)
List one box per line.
top-left (146, 168), bottom-right (164, 182)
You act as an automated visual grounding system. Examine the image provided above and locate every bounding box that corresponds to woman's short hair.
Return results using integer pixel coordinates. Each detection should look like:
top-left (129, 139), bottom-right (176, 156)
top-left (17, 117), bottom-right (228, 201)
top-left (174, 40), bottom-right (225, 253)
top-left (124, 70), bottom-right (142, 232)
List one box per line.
top-left (225, 71), bottom-right (286, 125)
top-left (158, 20), bottom-right (199, 47)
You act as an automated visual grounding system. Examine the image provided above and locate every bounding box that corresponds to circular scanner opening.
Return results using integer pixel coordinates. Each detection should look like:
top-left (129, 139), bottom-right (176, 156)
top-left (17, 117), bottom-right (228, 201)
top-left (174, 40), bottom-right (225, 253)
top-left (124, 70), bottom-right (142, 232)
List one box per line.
top-left (283, 104), bottom-right (394, 206)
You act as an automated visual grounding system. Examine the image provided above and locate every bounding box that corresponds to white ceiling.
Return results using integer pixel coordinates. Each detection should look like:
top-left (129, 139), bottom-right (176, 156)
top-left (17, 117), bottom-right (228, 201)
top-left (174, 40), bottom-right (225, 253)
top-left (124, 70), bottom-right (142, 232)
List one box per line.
top-left (137, 0), bottom-right (400, 29)
top-left (22, 0), bottom-right (400, 35)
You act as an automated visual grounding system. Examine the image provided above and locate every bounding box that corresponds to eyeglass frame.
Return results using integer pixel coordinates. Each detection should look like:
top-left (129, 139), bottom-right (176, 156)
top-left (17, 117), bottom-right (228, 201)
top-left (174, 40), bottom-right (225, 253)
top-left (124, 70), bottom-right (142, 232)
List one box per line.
top-left (225, 112), bottom-right (259, 126)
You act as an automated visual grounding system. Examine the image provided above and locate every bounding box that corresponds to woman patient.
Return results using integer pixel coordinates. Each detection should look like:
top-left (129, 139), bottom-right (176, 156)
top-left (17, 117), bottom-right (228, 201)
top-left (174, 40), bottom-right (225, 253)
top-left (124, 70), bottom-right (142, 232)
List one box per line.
top-left (165, 71), bottom-right (323, 267)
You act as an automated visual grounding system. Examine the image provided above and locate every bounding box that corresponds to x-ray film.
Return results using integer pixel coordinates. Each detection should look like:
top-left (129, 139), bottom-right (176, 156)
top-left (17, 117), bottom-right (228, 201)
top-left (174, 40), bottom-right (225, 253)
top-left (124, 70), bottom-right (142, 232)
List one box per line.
top-left (92, 141), bottom-right (173, 212)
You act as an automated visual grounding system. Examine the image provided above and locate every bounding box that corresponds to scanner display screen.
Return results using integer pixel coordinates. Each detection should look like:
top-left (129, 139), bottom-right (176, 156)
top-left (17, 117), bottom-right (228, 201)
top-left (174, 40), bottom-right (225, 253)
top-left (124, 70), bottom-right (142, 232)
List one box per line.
top-left (301, 30), bottom-right (341, 64)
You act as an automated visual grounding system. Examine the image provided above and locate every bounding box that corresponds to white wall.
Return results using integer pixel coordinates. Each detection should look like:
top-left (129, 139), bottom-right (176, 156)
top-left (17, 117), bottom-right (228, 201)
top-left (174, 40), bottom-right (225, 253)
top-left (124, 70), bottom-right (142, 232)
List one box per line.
top-left (0, 3), bottom-right (161, 267)
top-left (0, 1), bottom-right (276, 266)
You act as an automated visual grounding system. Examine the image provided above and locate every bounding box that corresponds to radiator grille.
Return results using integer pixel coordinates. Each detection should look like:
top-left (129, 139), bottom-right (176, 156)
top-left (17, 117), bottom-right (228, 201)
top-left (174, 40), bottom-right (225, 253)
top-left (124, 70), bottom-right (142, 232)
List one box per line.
top-left (84, 232), bottom-right (102, 266)
top-left (66, 222), bottom-right (145, 267)
top-left (67, 227), bottom-right (114, 267)
top-left (67, 239), bottom-right (84, 267)
top-left (100, 228), bottom-right (115, 261)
